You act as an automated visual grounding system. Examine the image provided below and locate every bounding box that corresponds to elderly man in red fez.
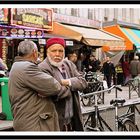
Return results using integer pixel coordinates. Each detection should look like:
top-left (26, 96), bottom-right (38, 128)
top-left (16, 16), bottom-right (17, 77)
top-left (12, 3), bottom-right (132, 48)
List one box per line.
top-left (39, 37), bottom-right (87, 131)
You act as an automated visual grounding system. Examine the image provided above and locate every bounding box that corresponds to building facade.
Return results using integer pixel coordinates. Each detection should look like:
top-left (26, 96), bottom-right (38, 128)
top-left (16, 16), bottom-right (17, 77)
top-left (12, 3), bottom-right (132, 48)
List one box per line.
top-left (53, 8), bottom-right (140, 26)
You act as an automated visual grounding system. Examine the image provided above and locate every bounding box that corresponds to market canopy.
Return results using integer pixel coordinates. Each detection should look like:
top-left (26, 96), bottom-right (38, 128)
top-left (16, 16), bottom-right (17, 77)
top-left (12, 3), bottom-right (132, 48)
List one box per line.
top-left (49, 22), bottom-right (125, 47)
top-left (48, 22), bottom-right (82, 41)
top-left (121, 27), bottom-right (140, 53)
top-left (64, 24), bottom-right (125, 47)
top-left (103, 25), bottom-right (134, 51)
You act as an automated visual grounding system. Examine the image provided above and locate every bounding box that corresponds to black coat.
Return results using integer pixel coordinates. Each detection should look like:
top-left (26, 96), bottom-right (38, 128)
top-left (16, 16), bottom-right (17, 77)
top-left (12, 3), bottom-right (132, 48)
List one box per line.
top-left (103, 61), bottom-right (116, 76)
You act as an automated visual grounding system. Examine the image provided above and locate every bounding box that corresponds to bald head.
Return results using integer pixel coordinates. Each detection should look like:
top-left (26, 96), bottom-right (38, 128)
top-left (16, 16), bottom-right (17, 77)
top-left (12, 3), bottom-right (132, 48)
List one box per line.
top-left (18, 40), bottom-right (38, 57)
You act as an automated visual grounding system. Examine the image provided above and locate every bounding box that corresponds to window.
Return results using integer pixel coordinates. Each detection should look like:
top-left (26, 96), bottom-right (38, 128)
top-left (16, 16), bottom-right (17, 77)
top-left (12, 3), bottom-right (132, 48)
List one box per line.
top-left (130, 8), bottom-right (134, 23)
top-left (114, 8), bottom-right (118, 20)
top-left (53, 8), bottom-right (58, 13)
top-left (88, 9), bottom-right (93, 19)
top-left (122, 8), bottom-right (126, 21)
top-left (71, 8), bottom-right (79, 17)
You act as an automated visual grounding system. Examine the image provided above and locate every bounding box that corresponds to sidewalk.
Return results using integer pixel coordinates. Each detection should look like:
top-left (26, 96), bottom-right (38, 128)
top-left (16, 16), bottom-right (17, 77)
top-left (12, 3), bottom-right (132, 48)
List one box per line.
top-left (81, 85), bottom-right (140, 131)
top-left (81, 85), bottom-right (140, 112)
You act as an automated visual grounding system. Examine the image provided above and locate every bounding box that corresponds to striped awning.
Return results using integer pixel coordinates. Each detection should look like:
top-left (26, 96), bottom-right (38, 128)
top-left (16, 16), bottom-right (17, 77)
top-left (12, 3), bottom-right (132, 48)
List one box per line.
top-left (121, 27), bottom-right (140, 52)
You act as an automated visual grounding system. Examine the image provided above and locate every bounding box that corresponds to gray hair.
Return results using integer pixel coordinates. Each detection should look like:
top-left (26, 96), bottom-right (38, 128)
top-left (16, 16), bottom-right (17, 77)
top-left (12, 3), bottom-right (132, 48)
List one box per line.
top-left (134, 56), bottom-right (139, 60)
top-left (18, 40), bottom-right (38, 56)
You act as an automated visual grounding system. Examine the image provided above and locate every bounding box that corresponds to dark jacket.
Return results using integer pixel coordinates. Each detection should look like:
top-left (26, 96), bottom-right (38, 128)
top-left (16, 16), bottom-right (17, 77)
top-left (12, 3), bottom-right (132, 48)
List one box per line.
top-left (103, 61), bottom-right (116, 76)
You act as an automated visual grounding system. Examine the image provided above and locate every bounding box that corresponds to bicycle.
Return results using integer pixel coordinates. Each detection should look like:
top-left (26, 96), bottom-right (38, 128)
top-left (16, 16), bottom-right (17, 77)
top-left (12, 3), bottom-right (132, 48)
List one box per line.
top-left (81, 71), bottom-right (104, 106)
top-left (125, 77), bottom-right (140, 98)
top-left (81, 85), bottom-right (139, 131)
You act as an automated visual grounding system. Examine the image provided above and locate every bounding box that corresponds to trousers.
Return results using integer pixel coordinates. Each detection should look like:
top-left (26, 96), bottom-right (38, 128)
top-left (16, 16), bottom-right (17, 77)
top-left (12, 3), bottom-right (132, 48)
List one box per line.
top-left (62, 122), bottom-right (73, 131)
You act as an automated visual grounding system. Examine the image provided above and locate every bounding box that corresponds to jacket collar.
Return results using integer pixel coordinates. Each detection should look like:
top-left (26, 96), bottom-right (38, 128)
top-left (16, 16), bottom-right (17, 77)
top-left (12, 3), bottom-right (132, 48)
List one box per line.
top-left (14, 56), bottom-right (36, 64)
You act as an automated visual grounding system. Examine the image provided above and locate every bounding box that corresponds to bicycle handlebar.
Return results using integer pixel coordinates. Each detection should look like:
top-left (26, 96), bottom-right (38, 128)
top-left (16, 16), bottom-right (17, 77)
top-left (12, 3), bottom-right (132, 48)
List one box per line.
top-left (116, 86), bottom-right (122, 92)
top-left (80, 85), bottom-right (122, 97)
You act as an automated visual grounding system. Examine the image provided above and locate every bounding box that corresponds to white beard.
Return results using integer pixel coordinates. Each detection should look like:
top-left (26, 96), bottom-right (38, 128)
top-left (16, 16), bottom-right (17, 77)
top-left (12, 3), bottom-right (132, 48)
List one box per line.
top-left (47, 54), bottom-right (64, 67)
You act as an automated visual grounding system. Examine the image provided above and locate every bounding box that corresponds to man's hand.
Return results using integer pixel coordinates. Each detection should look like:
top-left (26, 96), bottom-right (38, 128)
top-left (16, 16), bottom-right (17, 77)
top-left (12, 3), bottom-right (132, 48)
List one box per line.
top-left (61, 79), bottom-right (71, 87)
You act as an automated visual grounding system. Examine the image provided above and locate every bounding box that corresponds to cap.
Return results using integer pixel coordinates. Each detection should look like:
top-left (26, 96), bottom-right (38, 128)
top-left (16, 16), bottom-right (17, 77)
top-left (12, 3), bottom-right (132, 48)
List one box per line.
top-left (46, 37), bottom-right (65, 49)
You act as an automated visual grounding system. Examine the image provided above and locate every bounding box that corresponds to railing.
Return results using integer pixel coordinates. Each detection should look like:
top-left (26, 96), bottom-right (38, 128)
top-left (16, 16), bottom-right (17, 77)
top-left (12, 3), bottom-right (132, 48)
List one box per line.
top-left (126, 77), bottom-right (140, 99)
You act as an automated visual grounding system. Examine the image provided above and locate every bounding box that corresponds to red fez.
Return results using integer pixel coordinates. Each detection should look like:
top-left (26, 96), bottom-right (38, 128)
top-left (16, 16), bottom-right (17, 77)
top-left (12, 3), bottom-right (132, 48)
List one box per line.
top-left (46, 37), bottom-right (65, 49)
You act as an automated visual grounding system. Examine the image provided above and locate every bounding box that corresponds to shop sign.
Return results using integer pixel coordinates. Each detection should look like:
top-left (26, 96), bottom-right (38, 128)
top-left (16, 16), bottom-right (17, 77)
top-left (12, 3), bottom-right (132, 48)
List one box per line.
top-left (39, 39), bottom-right (46, 44)
top-left (0, 26), bottom-right (44, 38)
top-left (10, 28), bottom-right (44, 38)
top-left (66, 41), bottom-right (73, 46)
top-left (102, 46), bottom-right (126, 51)
top-left (0, 8), bottom-right (8, 24)
top-left (54, 13), bottom-right (101, 28)
top-left (11, 8), bottom-right (53, 31)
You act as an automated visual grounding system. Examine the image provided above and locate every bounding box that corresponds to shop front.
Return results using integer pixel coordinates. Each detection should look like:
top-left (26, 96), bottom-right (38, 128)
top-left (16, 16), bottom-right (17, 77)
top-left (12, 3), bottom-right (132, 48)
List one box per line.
top-left (48, 21), bottom-right (125, 64)
top-left (102, 20), bottom-right (140, 61)
top-left (0, 8), bottom-right (53, 70)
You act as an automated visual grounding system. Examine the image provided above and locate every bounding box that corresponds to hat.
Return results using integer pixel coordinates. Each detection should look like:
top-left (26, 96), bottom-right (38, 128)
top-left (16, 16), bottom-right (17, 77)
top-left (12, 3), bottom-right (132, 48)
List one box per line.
top-left (46, 37), bottom-right (65, 49)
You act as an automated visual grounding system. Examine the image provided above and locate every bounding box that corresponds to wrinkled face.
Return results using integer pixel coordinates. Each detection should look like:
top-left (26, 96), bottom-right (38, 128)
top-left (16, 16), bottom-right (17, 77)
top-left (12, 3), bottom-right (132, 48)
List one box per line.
top-left (47, 44), bottom-right (65, 63)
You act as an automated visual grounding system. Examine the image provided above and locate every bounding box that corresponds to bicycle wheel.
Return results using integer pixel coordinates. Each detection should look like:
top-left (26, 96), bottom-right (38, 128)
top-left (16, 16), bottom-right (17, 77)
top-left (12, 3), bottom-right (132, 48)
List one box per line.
top-left (81, 96), bottom-right (95, 106)
top-left (83, 113), bottom-right (95, 131)
top-left (83, 113), bottom-right (104, 131)
top-left (118, 119), bottom-right (139, 131)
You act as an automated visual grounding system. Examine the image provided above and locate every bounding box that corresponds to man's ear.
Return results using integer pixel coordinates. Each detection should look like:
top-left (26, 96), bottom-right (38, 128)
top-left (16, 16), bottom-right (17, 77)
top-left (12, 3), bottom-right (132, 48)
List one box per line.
top-left (32, 49), bottom-right (38, 60)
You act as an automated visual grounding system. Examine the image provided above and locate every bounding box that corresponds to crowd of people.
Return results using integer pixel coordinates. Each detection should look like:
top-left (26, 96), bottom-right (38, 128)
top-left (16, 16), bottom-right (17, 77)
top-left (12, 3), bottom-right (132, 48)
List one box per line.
top-left (69, 52), bottom-right (140, 88)
top-left (2, 37), bottom-right (140, 131)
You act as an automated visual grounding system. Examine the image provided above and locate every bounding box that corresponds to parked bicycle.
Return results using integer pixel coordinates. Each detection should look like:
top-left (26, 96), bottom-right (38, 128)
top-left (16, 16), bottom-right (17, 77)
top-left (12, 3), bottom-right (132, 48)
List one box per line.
top-left (81, 71), bottom-right (104, 106)
top-left (125, 77), bottom-right (140, 98)
top-left (81, 85), bottom-right (139, 131)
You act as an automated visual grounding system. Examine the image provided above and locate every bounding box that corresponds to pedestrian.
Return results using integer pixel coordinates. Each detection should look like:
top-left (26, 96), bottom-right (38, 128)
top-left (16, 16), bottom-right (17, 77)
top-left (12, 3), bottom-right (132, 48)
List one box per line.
top-left (0, 57), bottom-right (8, 77)
top-left (102, 57), bottom-right (116, 89)
top-left (67, 52), bottom-right (78, 64)
top-left (8, 40), bottom-right (69, 131)
top-left (0, 58), bottom-right (8, 71)
top-left (115, 61), bottom-right (124, 85)
top-left (87, 54), bottom-right (101, 73)
top-left (130, 56), bottom-right (139, 78)
top-left (122, 58), bottom-right (131, 85)
top-left (38, 37), bottom-right (88, 131)
top-left (138, 59), bottom-right (140, 76)
top-left (76, 53), bottom-right (86, 73)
